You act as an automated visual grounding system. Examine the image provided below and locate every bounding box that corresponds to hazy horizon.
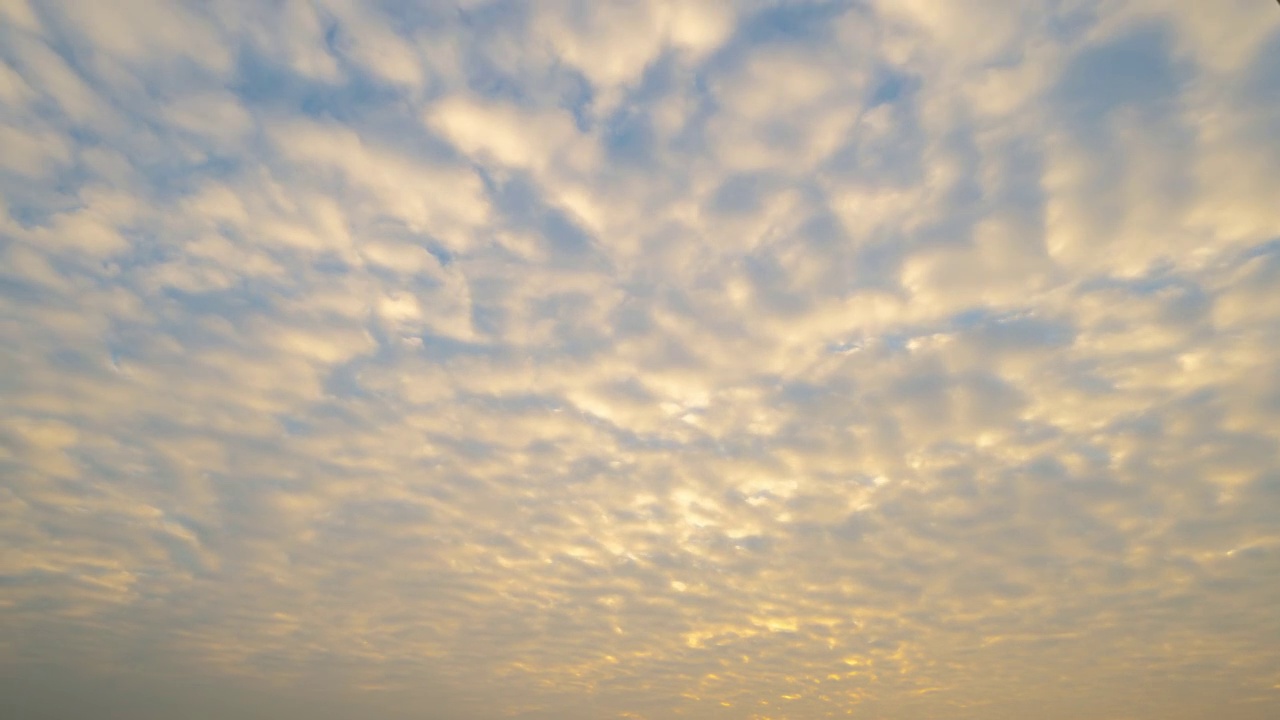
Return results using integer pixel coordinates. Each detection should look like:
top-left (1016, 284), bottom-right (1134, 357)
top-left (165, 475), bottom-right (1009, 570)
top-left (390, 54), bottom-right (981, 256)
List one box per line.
top-left (2, 1), bottom-right (1279, 718)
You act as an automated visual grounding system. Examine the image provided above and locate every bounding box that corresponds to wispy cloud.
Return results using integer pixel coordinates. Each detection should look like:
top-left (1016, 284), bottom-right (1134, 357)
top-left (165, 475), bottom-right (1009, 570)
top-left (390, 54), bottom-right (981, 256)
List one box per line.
top-left (2, 1), bottom-right (1279, 718)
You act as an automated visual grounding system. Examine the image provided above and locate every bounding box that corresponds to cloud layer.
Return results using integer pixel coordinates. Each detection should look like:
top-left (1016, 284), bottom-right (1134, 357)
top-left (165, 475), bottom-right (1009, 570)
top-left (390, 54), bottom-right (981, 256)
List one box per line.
top-left (2, 1), bottom-right (1279, 719)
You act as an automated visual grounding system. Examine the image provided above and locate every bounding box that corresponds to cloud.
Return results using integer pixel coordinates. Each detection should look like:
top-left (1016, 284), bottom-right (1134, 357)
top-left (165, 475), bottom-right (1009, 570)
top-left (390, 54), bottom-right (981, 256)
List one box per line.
top-left (531, 0), bottom-right (736, 116)
top-left (2, 1), bottom-right (1279, 719)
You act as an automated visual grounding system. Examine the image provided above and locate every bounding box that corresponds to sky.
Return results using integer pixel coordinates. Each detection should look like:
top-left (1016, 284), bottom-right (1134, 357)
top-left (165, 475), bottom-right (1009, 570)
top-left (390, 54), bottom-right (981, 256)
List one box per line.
top-left (1, 0), bottom-right (1279, 718)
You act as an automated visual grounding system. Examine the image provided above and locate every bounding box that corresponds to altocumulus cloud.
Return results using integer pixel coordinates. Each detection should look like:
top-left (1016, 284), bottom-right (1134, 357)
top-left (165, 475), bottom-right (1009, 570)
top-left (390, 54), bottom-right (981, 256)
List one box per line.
top-left (1, 1), bottom-right (1279, 719)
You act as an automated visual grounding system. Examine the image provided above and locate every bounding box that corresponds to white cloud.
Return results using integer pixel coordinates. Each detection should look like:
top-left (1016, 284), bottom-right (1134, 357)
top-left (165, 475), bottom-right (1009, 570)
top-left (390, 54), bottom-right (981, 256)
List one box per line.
top-left (2, 2), bottom-right (1279, 719)
top-left (0, 60), bottom-right (36, 107)
top-left (1109, 0), bottom-right (1279, 74)
top-left (0, 0), bottom-right (41, 32)
top-left (163, 91), bottom-right (254, 145)
top-left (320, 0), bottom-right (425, 89)
top-left (45, 0), bottom-right (233, 80)
top-left (6, 35), bottom-right (115, 124)
top-left (0, 123), bottom-right (72, 177)
top-left (532, 0), bottom-right (736, 117)
top-left (269, 119), bottom-right (491, 253)
top-left (425, 95), bottom-right (588, 173)
top-left (231, 0), bottom-right (343, 83)
top-left (874, 0), bottom-right (1028, 67)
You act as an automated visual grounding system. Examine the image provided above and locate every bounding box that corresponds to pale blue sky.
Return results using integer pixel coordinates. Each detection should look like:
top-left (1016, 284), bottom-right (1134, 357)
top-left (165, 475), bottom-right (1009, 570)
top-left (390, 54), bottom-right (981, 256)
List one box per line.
top-left (2, 1), bottom-right (1279, 719)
